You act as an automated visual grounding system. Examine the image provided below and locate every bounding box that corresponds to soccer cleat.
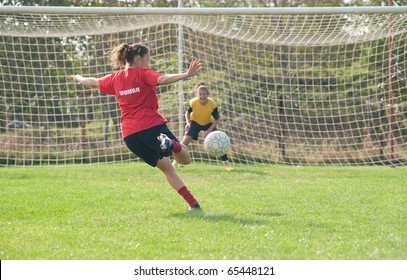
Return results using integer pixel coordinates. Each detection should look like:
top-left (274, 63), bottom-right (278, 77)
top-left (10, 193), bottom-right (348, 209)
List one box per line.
top-left (224, 164), bottom-right (234, 171)
top-left (189, 204), bottom-right (201, 211)
top-left (158, 133), bottom-right (172, 157)
top-left (173, 160), bottom-right (185, 169)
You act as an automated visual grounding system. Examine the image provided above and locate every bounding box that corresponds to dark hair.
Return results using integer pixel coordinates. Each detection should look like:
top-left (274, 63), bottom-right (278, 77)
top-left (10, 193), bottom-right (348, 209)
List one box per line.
top-left (110, 43), bottom-right (149, 69)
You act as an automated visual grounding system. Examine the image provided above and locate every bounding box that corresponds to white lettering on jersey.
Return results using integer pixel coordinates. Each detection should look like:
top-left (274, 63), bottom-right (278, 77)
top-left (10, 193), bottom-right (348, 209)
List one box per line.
top-left (119, 87), bottom-right (140, 96)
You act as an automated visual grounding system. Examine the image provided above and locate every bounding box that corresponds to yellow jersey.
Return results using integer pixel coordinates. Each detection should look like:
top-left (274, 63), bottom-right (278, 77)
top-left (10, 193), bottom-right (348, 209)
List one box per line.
top-left (188, 97), bottom-right (219, 126)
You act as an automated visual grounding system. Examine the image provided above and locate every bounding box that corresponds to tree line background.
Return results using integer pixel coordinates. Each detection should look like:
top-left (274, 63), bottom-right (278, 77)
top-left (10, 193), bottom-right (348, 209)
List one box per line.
top-left (0, 0), bottom-right (406, 165)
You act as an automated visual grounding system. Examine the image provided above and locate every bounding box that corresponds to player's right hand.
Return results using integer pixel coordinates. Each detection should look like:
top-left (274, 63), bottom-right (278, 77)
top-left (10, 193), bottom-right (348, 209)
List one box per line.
top-left (70, 75), bottom-right (82, 83)
top-left (185, 123), bottom-right (190, 131)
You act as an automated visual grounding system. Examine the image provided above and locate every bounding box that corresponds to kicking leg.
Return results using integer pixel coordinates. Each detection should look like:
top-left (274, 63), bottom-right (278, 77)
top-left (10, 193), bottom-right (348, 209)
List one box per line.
top-left (172, 135), bottom-right (193, 165)
top-left (160, 133), bottom-right (192, 166)
top-left (173, 135), bottom-right (193, 168)
top-left (172, 142), bottom-right (192, 165)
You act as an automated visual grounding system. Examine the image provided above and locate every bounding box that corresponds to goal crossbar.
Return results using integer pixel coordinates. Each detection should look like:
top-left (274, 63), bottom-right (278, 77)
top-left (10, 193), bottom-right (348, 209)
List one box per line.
top-left (1, 6), bottom-right (407, 16)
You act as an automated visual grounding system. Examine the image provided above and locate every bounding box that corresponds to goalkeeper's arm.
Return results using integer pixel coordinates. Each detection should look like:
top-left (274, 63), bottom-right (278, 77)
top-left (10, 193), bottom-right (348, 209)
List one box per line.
top-left (185, 110), bottom-right (192, 131)
top-left (204, 119), bottom-right (219, 138)
top-left (70, 75), bottom-right (99, 88)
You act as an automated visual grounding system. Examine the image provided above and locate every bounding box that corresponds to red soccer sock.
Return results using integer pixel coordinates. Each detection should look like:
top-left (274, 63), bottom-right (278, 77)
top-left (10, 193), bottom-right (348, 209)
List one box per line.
top-left (178, 186), bottom-right (199, 207)
top-left (171, 140), bottom-right (182, 153)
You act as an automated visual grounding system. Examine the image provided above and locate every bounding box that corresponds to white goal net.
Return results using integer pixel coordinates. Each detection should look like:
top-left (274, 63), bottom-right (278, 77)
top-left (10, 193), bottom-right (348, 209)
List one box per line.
top-left (0, 7), bottom-right (406, 166)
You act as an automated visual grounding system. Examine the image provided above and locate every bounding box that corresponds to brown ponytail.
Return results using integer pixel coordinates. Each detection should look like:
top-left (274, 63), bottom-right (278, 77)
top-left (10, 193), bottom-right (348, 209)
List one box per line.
top-left (110, 43), bottom-right (149, 69)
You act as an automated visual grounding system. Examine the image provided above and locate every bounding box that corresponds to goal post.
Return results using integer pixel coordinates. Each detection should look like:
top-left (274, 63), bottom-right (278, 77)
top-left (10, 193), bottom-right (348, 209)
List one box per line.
top-left (177, 0), bottom-right (185, 140)
top-left (0, 6), bottom-right (406, 166)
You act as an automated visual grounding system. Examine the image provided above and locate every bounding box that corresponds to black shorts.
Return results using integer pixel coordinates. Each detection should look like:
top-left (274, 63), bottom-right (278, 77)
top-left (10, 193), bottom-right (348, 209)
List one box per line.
top-left (124, 124), bottom-right (179, 167)
top-left (187, 121), bottom-right (216, 140)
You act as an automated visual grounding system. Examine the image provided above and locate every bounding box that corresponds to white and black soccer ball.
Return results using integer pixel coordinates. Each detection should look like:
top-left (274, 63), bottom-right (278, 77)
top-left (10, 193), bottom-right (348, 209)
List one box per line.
top-left (204, 131), bottom-right (231, 157)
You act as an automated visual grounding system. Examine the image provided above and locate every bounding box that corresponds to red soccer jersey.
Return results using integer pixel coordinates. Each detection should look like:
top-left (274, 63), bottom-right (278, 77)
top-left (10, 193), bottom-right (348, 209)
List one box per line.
top-left (98, 68), bottom-right (167, 139)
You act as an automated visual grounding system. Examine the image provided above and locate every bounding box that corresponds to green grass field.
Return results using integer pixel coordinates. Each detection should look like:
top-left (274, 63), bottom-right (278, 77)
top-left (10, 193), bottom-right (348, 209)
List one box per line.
top-left (0, 163), bottom-right (406, 260)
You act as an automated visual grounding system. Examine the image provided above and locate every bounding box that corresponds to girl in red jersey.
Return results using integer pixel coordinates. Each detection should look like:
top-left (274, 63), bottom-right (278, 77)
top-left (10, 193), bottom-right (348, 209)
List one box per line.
top-left (71, 43), bottom-right (201, 210)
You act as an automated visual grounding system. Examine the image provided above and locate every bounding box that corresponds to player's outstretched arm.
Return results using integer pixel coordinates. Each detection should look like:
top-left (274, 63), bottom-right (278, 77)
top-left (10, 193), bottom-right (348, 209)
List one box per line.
top-left (70, 75), bottom-right (99, 88)
top-left (157, 59), bottom-right (201, 86)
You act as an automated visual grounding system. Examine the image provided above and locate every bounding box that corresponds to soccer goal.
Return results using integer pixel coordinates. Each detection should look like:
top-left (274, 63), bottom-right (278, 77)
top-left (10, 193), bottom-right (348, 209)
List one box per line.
top-left (0, 6), bottom-right (406, 166)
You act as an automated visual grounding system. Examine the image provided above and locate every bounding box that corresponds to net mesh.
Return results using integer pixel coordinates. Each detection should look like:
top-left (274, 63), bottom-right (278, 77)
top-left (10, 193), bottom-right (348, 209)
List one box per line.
top-left (0, 10), bottom-right (406, 165)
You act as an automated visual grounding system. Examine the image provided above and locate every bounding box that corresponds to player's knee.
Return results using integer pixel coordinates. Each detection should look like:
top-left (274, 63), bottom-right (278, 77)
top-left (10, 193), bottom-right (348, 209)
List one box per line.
top-left (180, 157), bottom-right (192, 165)
top-left (175, 155), bottom-right (191, 165)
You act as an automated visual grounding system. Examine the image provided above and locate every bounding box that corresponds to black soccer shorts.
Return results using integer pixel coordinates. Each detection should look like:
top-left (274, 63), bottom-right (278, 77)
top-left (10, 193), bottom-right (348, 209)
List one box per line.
top-left (187, 121), bottom-right (217, 140)
top-left (124, 124), bottom-right (179, 167)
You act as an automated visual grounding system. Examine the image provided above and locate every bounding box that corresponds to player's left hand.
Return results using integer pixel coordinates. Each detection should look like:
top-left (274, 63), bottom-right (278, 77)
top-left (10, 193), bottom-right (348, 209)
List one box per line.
top-left (203, 130), bottom-right (210, 138)
top-left (187, 59), bottom-right (202, 77)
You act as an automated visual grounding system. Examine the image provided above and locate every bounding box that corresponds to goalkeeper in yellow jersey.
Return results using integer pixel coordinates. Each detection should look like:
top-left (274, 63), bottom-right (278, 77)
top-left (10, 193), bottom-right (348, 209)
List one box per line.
top-left (174, 82), bottom-right (232, 170)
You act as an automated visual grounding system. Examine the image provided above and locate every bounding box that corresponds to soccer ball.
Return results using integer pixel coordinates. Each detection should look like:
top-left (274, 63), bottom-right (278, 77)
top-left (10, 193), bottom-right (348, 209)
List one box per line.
top-left (204, 131), bottom-right (231, 157)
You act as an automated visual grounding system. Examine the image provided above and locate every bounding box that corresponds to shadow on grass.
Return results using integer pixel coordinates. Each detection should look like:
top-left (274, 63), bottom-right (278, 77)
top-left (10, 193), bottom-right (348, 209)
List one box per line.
top-left (179, 166), bottom-right (269, 176)
top-left (253, 212), bottom-right (283, 217)
top-left (226, 169), bottom-right (269, 175)
top-left (171, 211), bottom-right (276, 225)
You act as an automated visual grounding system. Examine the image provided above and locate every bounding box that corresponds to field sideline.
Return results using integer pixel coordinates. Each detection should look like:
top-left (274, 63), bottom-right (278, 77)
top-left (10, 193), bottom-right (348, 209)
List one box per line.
top-left (0, 163), bottom-right (406, 260)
